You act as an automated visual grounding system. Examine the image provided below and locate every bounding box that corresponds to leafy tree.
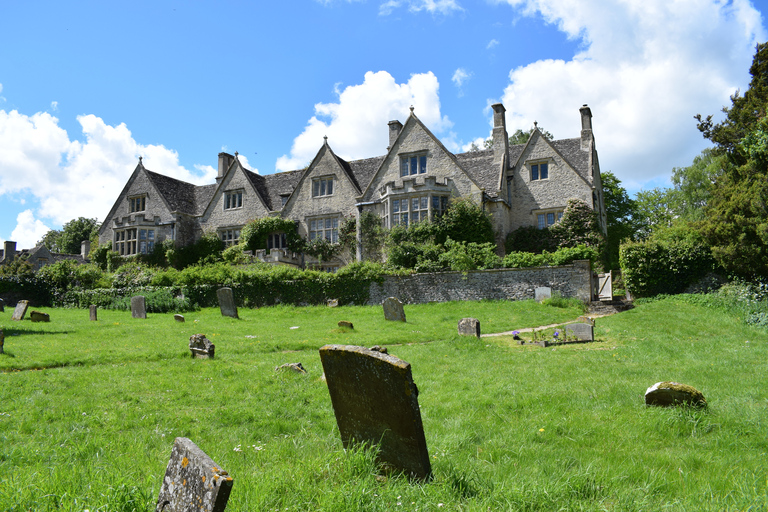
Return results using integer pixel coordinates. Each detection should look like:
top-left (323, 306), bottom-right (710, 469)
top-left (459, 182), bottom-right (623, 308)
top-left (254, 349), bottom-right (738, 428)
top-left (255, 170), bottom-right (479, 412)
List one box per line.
top-left (38, 217), bottom-right (100, 254)
top-left (549, 199), bottom-right (605, 254)
top-left (436, 197), bottom-right (495, 246)
top-left (601, 171), bottom-right (638, 269)
top-left (0, 257), bottom-right (35, 278)
top-left (669, 149), bottom-right (722, 222)
top-left (633, 188), bottom-right (677, 239)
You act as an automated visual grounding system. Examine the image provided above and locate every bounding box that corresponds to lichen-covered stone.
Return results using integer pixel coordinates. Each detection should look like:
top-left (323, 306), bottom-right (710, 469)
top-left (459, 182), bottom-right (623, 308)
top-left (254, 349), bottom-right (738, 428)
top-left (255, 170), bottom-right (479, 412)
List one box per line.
top-left (217, 287), bottom-right (238, 319)
top-left (89, 305), bottom-right (98, 321)
top-left (11, 300), bottom-right (29, 321)
top-left (131, 296), bottom-right (147, 319)
top-left (382, 297), bottom-right (406, 322)
top-left (155, 437), bottom-right (233, 512)
top-left (275, 362), bottom-right (306, 373)
top-left (645, 381), bottom-right (707, 408)
top-left (189, 334), bottom-right (215, 359)
top-left (319, 344), bottom-right (431, 480)
top-left (174, 314), bottom-right (185, 323)
top-left (457, 318), bottom-right (480, 338)
top-left (29, 311), bottom-right (50, 323)
top-left (337, 320), bottom-right (354, 329)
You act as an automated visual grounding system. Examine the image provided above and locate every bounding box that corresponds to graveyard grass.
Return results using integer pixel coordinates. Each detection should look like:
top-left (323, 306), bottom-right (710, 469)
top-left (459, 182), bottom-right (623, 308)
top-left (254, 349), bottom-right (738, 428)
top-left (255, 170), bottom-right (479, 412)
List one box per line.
top-left (0, 298), bottom-right (766, 511)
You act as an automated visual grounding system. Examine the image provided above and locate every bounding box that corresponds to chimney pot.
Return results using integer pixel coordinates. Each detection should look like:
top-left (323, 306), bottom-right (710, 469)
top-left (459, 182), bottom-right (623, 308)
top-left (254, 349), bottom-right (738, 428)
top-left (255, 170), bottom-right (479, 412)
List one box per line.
top-left (387, 120), bottom-right (403, 150)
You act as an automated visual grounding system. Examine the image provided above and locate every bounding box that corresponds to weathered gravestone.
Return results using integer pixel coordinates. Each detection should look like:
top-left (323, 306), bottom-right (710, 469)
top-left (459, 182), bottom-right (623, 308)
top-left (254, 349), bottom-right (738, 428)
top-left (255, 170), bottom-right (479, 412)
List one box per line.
top-left (174, 314), bottom-right (185, 323)
top-left (534, 287), bottom-right (552, 302)
top-left (155, 437), bottom-right (233, 512)
top-left (457, 318), bottom-right (481, 338)
top-left (319, 344), bottom-right (431, 479)
top-left (0, 298), bottom-right (4, 312)
top-left (645, 381), bottom-right (707, 408)
top-left (11, 300), bottom-right (29, 321)
top-left (337, 320), bottom-right (354, 329)
top-left (89, 305), bottom-right (98, 321)
top-left (382, 297), bottom-right (406, 322)
top-left (189, 334), bottom-right (215, 359)
top-left (216, 287), bottom-right (238, 319)
top-left (131, 296), bottom-right (147, 319)
top-left (0, 330), bottom-right (4, 354)
top-left (565, 322), bottom-right (594, 342)
top-left (327, 299), bottom-right (339, 308)
top-left (275, 362), bottom-right (306, 373)
top-left (30, 311), bottom-right (50, 323)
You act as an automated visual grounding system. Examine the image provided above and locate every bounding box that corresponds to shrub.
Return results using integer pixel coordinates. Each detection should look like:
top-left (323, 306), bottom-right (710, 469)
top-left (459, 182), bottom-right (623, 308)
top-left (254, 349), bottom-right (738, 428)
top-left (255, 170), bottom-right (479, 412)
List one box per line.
top-left (502, 245), bottom-right (597, 268)
top-left (438, 239), bottom-right (501, 271)
top-left (222, 244), bottom-right (250, 264)
top-left (110, 261), bottom-right (158, 288)
top-left (436, 198), bottom-right (495, 245)
top-left (37, 260), bottom-right (103, 291)
top-left (505, 226), bottom-right (556, 254)
top-left (241, 217), bottom-right (303, 253)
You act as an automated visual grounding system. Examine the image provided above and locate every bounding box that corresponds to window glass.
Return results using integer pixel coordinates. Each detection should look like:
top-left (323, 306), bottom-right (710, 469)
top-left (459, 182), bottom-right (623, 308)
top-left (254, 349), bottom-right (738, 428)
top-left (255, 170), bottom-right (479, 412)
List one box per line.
top-left (540, 163), bottom-right (549, 180)
top-left (532, 164), bottom-right (539, 181)
top-left (547, 213), bottom-right (555, 225)
top-left (419, 155), bottom-right (427, 174)
top-left (538, 214), bottom-right (546, 229)
top-left (410, 156), bottom-right (418, 175)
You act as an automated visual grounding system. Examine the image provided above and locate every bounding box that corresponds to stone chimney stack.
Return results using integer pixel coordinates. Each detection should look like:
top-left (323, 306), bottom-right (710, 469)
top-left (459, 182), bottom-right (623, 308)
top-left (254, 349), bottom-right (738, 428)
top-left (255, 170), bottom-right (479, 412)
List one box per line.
top-left (580, 105), bottom-right (593, 151)
top-left (388, 120), bottom-right (403, 150)
top-left (81, 240), bottom-right (91, 260)
top-left (217, 152), bottom-right (234, 183)
top-left (3, 241), bottom-right (16, 263)
top-left (491, 103), bottom-right (509, 169)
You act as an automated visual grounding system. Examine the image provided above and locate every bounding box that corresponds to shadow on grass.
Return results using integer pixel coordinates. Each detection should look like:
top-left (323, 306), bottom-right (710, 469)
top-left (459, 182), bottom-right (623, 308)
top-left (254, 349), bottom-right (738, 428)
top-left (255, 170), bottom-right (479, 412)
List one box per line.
top-left (1, 328), bottom-right (70, 336)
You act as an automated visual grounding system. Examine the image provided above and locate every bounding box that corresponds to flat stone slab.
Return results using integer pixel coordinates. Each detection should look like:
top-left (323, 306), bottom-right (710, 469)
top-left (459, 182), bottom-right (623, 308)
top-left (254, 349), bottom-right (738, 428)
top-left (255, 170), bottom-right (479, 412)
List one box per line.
top-left (645, 381), bottom-right (707, 408)
top-left (534, 287), bottom-right (552, 302)
top-left (457, 318), bottom-right (480, 338)
top-left (275, 362), bottom-right (306, 373)
top-left (11, 300), bottom-right (29, 321)
top-left (382, 297), bottom-right (406, 322)
top-left (565, 322), bottom-right (594, 342)
top-left (319, 344), bottom-right (431, 479)
top-left (155, 437), bottom-right (233, 512)
top-left (217, 287), bottom-right (239, 319)
top-left (131, 296), bottom-right (147, 319)
top-left (30, 311), bottom-right (50, 323)
top-left (189, 334), bottom-right (215, 359)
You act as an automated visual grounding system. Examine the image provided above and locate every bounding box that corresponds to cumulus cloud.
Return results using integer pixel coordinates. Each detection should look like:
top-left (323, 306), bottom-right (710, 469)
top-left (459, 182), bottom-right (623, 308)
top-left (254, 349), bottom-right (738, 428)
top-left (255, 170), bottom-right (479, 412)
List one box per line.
top-left (10, 210), bottom-right (51, 249)
top-left (379, 0), bottom-right (463, 16)
top-left (486, 39), bottom-right (499, 50)
top-left (495, 0), bottom-right (766, 191)
top-left (0, 109), bottom-right (218, 239)
top-left (276, 71), bottom-right (452, 171)
top-left (452, 68), bottom-right (471, 88)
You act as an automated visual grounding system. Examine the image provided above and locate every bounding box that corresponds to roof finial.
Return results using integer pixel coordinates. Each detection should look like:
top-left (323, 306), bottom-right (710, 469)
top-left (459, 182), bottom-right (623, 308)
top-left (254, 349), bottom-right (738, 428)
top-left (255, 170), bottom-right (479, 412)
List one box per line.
top-left (410, 105), bottom-right (415, 114)
top-left (324, 135), bottom-right (328, 143)
top-left (534, 121), bottom-right (538, 129)
top-left (139, 156), bottom-right (143, 164)
top-left (235, 151), bottom-right (239, 157)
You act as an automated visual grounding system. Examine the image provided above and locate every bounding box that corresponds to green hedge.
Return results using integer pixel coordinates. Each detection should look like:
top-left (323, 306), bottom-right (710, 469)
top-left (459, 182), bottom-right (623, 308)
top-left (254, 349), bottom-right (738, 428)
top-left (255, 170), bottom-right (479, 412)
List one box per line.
top-left (502, 245), bottom-right (598, 268)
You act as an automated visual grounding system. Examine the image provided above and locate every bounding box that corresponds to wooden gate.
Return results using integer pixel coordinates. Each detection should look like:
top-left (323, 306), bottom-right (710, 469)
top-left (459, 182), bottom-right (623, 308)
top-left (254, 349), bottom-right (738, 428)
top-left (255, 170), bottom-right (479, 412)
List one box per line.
top-left (597, 271), bottom-right (612, 301)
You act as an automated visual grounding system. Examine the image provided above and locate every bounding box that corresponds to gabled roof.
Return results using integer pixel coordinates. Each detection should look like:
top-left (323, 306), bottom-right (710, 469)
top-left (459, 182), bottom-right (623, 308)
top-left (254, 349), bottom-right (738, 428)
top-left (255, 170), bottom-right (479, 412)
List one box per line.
top-left (262, 169), bottom-right (303, 211)
top-left (509, 131), bottom-right (592, 185)
top-left (145, 170), bottom-right (198, 215)
top-left (453, 149), bottom-right (498, 196)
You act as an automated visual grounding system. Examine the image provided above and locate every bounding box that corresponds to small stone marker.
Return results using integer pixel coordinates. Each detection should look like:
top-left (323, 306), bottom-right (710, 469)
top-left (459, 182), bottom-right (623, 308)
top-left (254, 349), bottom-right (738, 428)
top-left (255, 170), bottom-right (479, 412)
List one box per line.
top-left (29, 311), bottom-right (50, 323)
top-left (11, 300), bottom-right (29, 321)
top-left (534, 287), bottom-right (552, 302)
top-left (0, 329), bottom-right (4, 355)
top-left (155, 437), bottom-right (233, 512)
top-left (216, 287), bottom-right (238, 319)
top-left (319, 344), bottom-right (431, 479)
top-left (457, 318), bottom-right (481, 338)
top-left (327, 299), bottom-right (339, 307)
top-left (0, 298), bottom-right (4, 312)
top-left (645, 381), bottom-right (707, 408)
top-left (337, 320), bottom-right (353, 329)
top-left (275, 362), bottom-right (306, 373)
top-left (174, 314), bottom-right (185, 323)
top-left (89, 305), bottom-right (98, 321)
top-left (382, 297), bottom-right (406, 322)
top-left (189, 334), bottom-right (215, 359)
top-left (131, 296), bottom-right (147, 319)
top-left (565, 322), bottom-right (594, 342)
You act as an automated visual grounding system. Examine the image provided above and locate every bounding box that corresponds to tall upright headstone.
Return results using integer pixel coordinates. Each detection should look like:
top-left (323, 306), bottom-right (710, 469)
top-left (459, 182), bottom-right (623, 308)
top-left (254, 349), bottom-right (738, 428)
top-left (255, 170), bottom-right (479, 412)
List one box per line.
top-left (457, 318), bottom-right (481, 338)
top-left (131, 296), bottom-right (147, 319)
top-left (89, 305), bottom-right (98, 321)
top-left (11, 300), bottom-right (29, 321)
top-left (216, 288), bottom-right (239, 319)
top-left (382, 297), bottom-right (406, 322)
top-left (156, 437), bottom-right (233, 512)
top-left (319, 344), bottom-right (431, 479)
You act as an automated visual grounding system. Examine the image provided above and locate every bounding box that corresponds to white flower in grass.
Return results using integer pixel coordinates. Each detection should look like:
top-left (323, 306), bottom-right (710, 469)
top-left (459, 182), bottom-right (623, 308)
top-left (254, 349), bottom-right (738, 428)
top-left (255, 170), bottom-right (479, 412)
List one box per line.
top-left (233, 444), bottom-right (242, 452)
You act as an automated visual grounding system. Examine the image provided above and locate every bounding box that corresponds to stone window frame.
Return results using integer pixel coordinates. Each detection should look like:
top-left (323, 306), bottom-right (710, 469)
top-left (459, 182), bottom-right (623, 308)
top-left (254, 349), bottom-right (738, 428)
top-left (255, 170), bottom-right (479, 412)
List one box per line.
top-left (114, 227), bottom-right (156, 255)
top-left (267, 232), bottom-right (287, 250)
top-left (529, 160), bottom-right (550, 181)
top-left (389, 193), bottom-right (448, 228)
top-left (312, 176), bottom-right (335, 198)
top-left (224, 190), bottom-right (244, 210)
top-left (129, 195), bottom-right (147, 213)
top-left (535, 208), bottom-right (564, 229)
top-left (308, 215), bottom-right (339, 243)
top-left (219, 228), bottom-right (241, 247)
top-left (399, 152), bottom-right (428, 177)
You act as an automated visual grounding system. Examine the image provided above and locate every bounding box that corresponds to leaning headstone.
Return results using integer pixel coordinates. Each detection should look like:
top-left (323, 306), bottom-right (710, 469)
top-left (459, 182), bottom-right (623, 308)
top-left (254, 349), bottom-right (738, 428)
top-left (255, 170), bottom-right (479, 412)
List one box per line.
top-left (216, 287), bottom-right (238, 319)
top-left (319, 344), bottom-right (431, 479)
top-left (11, 300), bottom-right (29, 321)
top-left (155, 437), bottom-right (233, 512)
top-left (382, 297), bottom-right (406, 322)
top-left (645, 381), bottom-right (707, 408)
top-left (457, 318), bottom-right (481, 338)
top-left (189, 334), bottom-right (215, 359)
top-left (337, 320), bottom-right (354, 329)
top-left (89, 305), bottom-right (98, 321)
top-left (534, 287), bottom-right (552, 302)
top-left (131, 296), bottom-right (147, 319)
top-left (30, 311), bottom-right (50, 323)
top-left (174, 314), bottom-right (185, 323)
top-left (565, 322), bottom-right (594, 342)
top-left (0, 330), bottom-right (4, 354)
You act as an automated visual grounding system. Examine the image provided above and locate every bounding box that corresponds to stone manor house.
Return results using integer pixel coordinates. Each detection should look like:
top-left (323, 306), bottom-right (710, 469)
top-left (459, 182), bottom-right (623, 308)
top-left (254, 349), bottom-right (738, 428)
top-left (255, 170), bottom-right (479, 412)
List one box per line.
top-left (98, 103), bottom-right (606, 271)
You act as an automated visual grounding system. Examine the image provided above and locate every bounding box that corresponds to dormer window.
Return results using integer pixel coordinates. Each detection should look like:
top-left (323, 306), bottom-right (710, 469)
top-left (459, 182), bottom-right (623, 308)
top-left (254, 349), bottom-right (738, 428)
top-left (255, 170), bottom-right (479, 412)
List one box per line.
top-left (531, 162), bottom-right (549, 181)
top-left (312, 177), bottom-right (334, 197)
top-left (224, 190), bottom-right (243, 210)
top-left (400, 154), bottom-right (427, 177)
top-left (129, 195), bottom-right (146, 212)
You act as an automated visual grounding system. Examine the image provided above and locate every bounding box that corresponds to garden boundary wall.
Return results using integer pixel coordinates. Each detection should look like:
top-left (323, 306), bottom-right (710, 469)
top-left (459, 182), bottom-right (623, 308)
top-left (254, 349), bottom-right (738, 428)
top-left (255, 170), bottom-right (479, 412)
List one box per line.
top-left (366, 260), bottom-right (592, 305)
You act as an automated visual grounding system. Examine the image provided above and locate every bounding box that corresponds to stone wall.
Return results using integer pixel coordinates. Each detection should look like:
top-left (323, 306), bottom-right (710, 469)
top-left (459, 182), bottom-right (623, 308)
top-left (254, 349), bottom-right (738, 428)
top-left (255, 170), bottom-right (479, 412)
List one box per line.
top-left (367, 260), bottom-right (592, 305)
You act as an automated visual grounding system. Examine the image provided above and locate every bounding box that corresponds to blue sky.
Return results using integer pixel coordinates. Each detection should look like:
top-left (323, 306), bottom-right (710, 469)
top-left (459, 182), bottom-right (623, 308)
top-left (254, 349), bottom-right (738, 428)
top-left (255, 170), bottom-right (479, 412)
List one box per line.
top-left (1, 0), bottom-right (766, 248)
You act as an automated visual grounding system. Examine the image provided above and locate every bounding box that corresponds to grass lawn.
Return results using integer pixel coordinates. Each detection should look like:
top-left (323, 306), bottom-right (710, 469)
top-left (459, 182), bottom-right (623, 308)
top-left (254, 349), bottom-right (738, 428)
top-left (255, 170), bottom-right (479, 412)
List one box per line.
top-left (0, 298), bottom-right (766, 511)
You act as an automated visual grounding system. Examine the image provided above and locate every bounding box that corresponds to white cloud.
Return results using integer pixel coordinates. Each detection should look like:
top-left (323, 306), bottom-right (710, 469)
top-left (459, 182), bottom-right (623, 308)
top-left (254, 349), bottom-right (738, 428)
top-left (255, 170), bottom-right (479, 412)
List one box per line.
top-left (277, 71), bottom-right (452, 171)
top-left (379, 0), bottom-right (463, 16)
top-left (452, 68), bottom-right (471, 88)
top-left (494, 0), bottom-right (766, 191)
top-left (0, 109), bottom-right (218, 234)
top-left (50, 101), bottom-right (58, 112)
top-left (10, 210), bottom-right (50, 249)
top-left (486, 39), bottom-right (499, 49)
